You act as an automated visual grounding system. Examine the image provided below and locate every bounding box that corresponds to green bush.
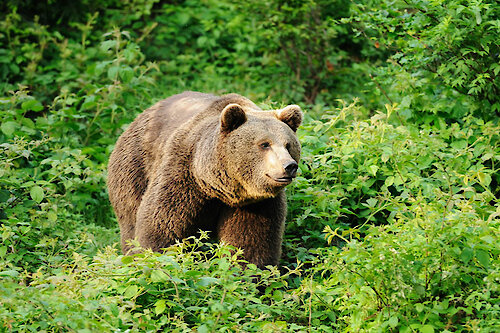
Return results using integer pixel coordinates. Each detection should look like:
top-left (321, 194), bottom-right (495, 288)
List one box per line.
top-left (350, 0), bottom-right (500, 120)
top-left (1, 236), bottom-right (311, 332)
top-left (1, 0), bottom-right (499, 331)
top-left (286, 101), bottom-right (499, 249)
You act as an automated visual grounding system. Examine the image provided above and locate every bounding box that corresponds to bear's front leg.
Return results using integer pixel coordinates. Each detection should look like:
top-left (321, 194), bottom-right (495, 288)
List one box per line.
top-left (217, 192), bottom-right (287, 268)
top-left (134, 172), bottom-right (215, 253)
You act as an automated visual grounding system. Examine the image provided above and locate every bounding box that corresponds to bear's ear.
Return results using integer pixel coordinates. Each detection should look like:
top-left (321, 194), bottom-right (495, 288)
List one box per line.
top-left (221, 103), bottom-right (247, 133)
top-left (277, 105), bottom-right (302, 132)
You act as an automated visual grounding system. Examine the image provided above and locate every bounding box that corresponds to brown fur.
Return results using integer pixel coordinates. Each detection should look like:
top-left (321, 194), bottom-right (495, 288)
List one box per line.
top-left (107, 91), bottom-right (302, 267)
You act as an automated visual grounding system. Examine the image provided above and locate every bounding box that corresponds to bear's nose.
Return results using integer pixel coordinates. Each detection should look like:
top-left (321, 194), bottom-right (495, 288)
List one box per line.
top-left (283, 161), bottom-right (298, 177)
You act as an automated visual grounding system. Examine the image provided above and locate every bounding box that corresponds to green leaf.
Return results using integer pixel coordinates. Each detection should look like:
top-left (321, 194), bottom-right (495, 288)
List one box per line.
top-left (47, 211), bottom-right (57, 222)
top-left (121, 256), bottom-right (134, 264)
top-left (480, 235), bottom-right (495, 244)
top-left (388, 315), bottom-right (398, 328)
top-left (420, 325), bottom-right (434, 333)
top-left (155, 299), bottom-right (166, 315)
top-left (0, 190), bottom-right (10, 202)
top-left (450, 140), bottom-right (467, 150)
top-left (481, 153), bottom-right (493, 161)
top-left (475, 250), bottom-right (490, 267)
top-left (107, 66), bottom-right (120, 80)
top-left (81, 101), bottom-right (96, 110)
top-left (460, 247), bottom-right (473, 264)
top-left (30, 186), bottom-right (44, 203)
top-left (21, 99), bottom-right (43, 112)
top-left (415, 303), bottom-right (425, 312)
top-left (177, 12), bottom-right (190, 25)
top-left (385, 176), bottom-right (394, 187)
top-left (368, 165), bottom-right (379, 176)
top-left (477, 172), bottom-right (491, 186)
top-left (100, 40), bottom-right (116, 52)
top-left (1, 121), bottom-right (18, 136)
top-left (119, 66), bottom-right (134, 83)
top-left (0, 270), bottom-right (19, 277)
top-left (151, 269), bottom-right (169, 283)
top-left (365, 198), bottom-right (377, 208)
top-left (198, 325), bottom-right (210, 333)
top-left (197, 36), bottom-right (208, 47)
top-left (197, 277), bottom-right (219, 287)
top-left (123, 285), bottom-right (139, 298)
top-left (473, 7), bottom-right (482, 25)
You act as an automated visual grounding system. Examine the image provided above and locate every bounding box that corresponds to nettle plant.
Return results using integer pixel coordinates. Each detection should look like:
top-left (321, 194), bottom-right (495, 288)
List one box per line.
top-left (350, 0), bottom-right (500, 120)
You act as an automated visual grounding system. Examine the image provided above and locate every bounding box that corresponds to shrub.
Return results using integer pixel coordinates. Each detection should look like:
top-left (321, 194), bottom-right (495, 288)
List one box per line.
top-left (1, 1), bottom-right (499, 331)
top-left (1, 236), bottom-right (311, 332)
top-left (286, 101), bottom-right (499, 249)
top-left (349, 0), bottom-right (500, 120)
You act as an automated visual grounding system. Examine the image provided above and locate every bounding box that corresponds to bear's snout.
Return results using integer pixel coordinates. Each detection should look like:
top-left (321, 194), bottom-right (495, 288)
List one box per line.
top-left (283, 160), bottom-right (298, 178)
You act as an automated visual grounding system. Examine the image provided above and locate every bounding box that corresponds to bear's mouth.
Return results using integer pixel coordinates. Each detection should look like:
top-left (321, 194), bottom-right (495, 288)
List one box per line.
top-left (267, 174), bottom-right (294, 185)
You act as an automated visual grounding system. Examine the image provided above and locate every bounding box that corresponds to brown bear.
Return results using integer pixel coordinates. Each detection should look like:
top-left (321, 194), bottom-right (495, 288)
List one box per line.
top-left (107, 91), bottom-right (302, 267)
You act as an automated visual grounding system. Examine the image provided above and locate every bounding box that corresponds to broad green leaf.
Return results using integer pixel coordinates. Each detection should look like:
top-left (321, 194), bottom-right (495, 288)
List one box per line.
top-left (30, 186), bottom-right (44, 203)
top-left (151, 269), bottom-right (169, 283)
top-left (481, 153), bottom-right (493, 161)
top-left (0, 190), bottom-right (10, 202)
top-left (388, 316), bottom-right (398, 328)
top-left (100, 40), bottom-right (116, 52)
top-left (475, 250), bottom-right (490, 268)
top-left (0, 270), bottom-right (19, 277)
top-left (450, 140), bottom-right (467, 150)
top-left (123, 285), bottom-right (139, 298)
top-left (107, 66), bottom-right (120, 80)
top-left (385, 176), bottom-right (394, 187)
top-left (197, 277), bottom-right (219, 287)
top-left (47, 211), bottom-right (57, 222)
top-left (121, 256), bottom-right (134, 264)
top-left (197, 325), bottom-right (210, 333)
top-left (480, 235), bottom-right (495, 244)
top-left (155, 299), bottom-right (166, 315)
top-left (1, 121), bottom-right (18, 136)
top-left (366, 198), bottom-right (377, 208)
top-left (81, 101), bottom-right (96, 110)
top-left (477, 172), bottom-right (491, 186)
top-left (119, 66), bottom-right (134, 83)
top-left (368, 165), bottom-right (379, 176)
top-left (21, 99), bottom-right (43, 112)
top-left (460, 247), bottom-right (473, 264)
top-left (420, 325), bottom-right (434, 333)
top-left (473, 7), bottom-right (482, 25)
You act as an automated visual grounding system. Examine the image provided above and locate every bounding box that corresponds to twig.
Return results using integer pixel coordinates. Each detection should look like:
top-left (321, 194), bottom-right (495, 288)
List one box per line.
top-left (369, 74), bottom-right (404, 126)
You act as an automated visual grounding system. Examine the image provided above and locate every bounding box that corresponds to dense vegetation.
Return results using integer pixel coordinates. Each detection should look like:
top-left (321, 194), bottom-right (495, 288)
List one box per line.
top-left (1, 0), bottom-right (499, 331)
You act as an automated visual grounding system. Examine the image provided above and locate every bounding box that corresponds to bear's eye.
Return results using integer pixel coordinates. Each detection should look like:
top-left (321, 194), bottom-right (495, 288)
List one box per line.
top-left (285, 142), bottom-right (291, 151)
top-left (259, 142), bottom-right (271, 150)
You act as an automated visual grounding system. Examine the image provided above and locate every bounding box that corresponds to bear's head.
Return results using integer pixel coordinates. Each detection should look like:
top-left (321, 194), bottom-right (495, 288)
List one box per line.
top-left (210, 102), bottom-right (303, 206)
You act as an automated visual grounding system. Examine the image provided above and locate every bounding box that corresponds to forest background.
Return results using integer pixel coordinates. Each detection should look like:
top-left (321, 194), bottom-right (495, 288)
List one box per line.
top-left (1, 0), bottom-right (499, 331)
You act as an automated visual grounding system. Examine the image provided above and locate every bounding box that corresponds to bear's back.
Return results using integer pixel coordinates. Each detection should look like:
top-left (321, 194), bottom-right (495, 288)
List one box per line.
top-left (143, 91), bottom-right (219, 151)
top-left (107, 91), bottom-right (258, 221)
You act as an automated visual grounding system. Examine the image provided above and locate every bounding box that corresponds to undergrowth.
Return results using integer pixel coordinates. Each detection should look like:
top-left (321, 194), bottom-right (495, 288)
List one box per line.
top-left (1, 0), bottom-right (499, 331)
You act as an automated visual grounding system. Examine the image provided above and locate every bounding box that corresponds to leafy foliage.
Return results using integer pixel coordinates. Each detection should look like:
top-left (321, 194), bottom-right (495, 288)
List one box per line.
top-left (350, 0), bottom-right (500, 120)
top-left (288, 102), bottom-right (499, 247)
top-left (1, 237), bottom-right (309, 331)
top-left (244, 0), bottom-right (353, 103)
top-left (1, 0), bottom-right (499, 331)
